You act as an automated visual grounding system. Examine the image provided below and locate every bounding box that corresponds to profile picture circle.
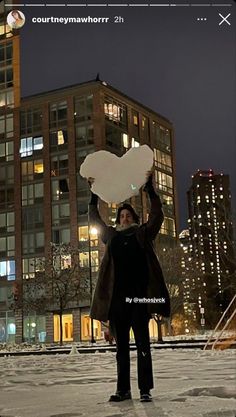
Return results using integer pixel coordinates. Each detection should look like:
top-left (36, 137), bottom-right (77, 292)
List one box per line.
top-left (7, 10), bottom-right (25, 30)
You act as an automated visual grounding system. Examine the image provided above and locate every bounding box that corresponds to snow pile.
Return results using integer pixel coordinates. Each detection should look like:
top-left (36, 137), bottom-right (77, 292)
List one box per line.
top-left (0, 342), bottom-right (46, 353)
top-left (69, 345), bottom-right (79, 355)
top-left (80, 145), bottom-right (153, 203)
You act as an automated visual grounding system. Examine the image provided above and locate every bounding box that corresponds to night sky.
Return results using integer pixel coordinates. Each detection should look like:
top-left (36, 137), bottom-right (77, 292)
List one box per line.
top-left (17, 0), bottom-right (235, 231)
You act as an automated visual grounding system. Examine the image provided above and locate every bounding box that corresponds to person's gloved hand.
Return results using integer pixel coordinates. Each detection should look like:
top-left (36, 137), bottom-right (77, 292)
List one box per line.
top-left (143, 171), bottom-right (154, 192)
top-left (145, 172), bottom-right (153, 186)
top-left (87, 177), bottom-right (98, 205)
top-left (87, 177), bottom-right (95, 189)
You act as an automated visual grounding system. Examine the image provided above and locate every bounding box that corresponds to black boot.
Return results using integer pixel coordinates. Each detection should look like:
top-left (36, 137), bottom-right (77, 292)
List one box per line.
top-left (140, 390), bottom-right (152, 402)
top-left (109, 390), bottom-right (132, 402)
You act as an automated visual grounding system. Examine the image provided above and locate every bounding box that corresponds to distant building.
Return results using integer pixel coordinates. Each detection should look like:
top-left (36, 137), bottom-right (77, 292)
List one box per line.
top-left (179, 229), bottom-right (197, 333)
top-left (0, 3), bottom-right (178, 343)
top-left (187, 169), bottom-right (235, 327)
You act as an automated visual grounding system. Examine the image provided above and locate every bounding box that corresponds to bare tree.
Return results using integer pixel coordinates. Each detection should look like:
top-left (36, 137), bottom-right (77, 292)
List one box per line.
top-left (158, 243), bottom-right (203, 334)
top-left (12, 243), bottom-right (90, 345)
top-left (158, 245), bottom-right (185, 316)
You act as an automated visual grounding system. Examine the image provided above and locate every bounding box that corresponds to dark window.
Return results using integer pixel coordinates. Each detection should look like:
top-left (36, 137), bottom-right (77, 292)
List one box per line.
top-left (0, 187), bottom-right (14, 209)
top-left (22, 206), bottom-right (44, 230)
top-left (51, 178), bottom-right (69, 201)
top-left (22, 232), bottom-right (45, 255)
top-left (50, 101), bottom-right (67, 128)
top-left (0, 211), bottom-right (14, 233)
top-left (76, 146), bottom-right (95, 161)
top-left (52, 203), bottom-right (70, 226)
top-left (0, 235), bottom-right (15, 256)
top-left (22, 183), bottom-right (44, 206)
top-left (0, 42), bottom-right (12, 65)
top-left (59, 179), bottom-right (69, 193)
top-left (52, 230), bottom-right (60, 244)
top-left (105, 123), bottom-right (124, 150)
top-left (0, 67), bottom-right (13, 88)
top-left (51, 154), bottom-right (69, 176)
top-left (0, 114), bottom-right (13, 139)
top-left (20, 108), bottom-right (42, 135)
top-left (0, 164), bottom-right (14, 185)
top-left (75, 124), bottom-right (94, 147)
top-left (77, 202), bottom-right (88, 216)
top-left (52, 228), bottom-right (70, 244)
top-left (152, 122), bottom-right (171, 152)
top-left (74, 95), bottom-right (93, 122)
top-left (0, 142), bottom-right (14, 162)
top-left (77, 174), bottom-right (89, 198)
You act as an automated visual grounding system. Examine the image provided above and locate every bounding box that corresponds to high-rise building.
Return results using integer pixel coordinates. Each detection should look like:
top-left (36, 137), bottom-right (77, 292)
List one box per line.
top-left (187, 169), bottom-right (235, 327)
top-left (179, 229), bottom-right (197, 333)
top-left (0, 1), bottom-right (21, 344)
top-left (0, 5), bottom-right (178, 344)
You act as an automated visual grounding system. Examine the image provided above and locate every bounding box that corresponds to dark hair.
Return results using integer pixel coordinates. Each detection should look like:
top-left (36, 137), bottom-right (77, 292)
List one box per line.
top-left (115, 203), bottom-right (140, 225)
top-left (12, 11), bottom-right (22, 19)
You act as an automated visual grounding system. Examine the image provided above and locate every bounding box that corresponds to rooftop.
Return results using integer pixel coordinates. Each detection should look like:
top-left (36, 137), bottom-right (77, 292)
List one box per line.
top-left (21, 78), bottom-right (172, 125)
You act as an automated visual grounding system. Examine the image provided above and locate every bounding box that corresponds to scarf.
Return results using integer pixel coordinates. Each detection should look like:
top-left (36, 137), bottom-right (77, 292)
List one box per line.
top-left (115, 223), bottom-right (139, 232)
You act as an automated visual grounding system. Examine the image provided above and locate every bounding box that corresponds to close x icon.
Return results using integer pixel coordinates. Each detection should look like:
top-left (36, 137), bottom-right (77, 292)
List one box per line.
top-left (218, 13), bottom-right (231, 26)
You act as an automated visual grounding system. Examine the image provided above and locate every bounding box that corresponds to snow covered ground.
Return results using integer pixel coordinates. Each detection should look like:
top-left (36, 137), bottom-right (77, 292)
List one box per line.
top-left (0, 349), bottom-right (235, 417)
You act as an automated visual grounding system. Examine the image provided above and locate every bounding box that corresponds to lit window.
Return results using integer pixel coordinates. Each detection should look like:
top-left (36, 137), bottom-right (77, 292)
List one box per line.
top-left (58, 130), bottom-right (65, 145)
top-left (160, 217), bottom-right (176, 237)
top-left (156, 171), bottom-right (173, 193)
top-left (104, 97), bottom-right (127, 127)
top-left (50, 129), bottom-right (68, 147)
top-left (79, 250), bottom-right (99, 272)
top-left (78, 226), bottom-right (89, 241)
top-left (132, 112), bottom-right (138, 126)
top-left (131, 138), bottom-right (140, 148)
top-left (20, 136), bottom-right (43, 157)
top-left (0, 259), bottom-right (15, 281)
top-left (61, 255), bottom-right (71, 269)
top-left (34, 161), bottom-right (44, 174)
top-left (154, 149), bottom-right (172, 173)
top-left (90, 227), bottom-right (98, 246)
top-left (122, 133), bottom-right (129, 148)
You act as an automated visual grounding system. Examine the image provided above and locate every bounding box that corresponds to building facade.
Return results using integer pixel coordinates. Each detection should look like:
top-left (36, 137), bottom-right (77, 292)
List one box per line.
top-left (0, 1), bottom-right (21, 344)
top-left (187, 169), bottom-right (235, 327)
top-left (0, 4), bottom-right (178, 344)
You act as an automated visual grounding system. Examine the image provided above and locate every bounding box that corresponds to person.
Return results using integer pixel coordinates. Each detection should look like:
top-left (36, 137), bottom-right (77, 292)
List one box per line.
top-left (88, 172), bottom-right (170, 403)
top-left (10, 10), bottom-right (25, 29)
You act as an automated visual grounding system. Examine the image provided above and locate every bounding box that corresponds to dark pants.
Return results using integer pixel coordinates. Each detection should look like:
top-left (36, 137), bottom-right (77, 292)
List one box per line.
top-left (109, 305), bottom-right (154, 393)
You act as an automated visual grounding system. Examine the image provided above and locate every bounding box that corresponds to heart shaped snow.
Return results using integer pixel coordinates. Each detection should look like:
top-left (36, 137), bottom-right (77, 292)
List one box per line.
top-left (80, 145), bottom-right (153, 203)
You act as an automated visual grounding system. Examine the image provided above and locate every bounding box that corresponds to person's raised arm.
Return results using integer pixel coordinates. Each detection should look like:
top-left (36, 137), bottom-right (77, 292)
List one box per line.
top-left (143, 172), bottom-right (164, 240)
top-left (88, 178), bottom-right (111, 244)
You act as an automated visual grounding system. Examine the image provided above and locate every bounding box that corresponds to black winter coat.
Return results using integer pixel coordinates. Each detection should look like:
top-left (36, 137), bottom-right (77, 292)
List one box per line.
top-left (89, 186), bottom-right (171, 321)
